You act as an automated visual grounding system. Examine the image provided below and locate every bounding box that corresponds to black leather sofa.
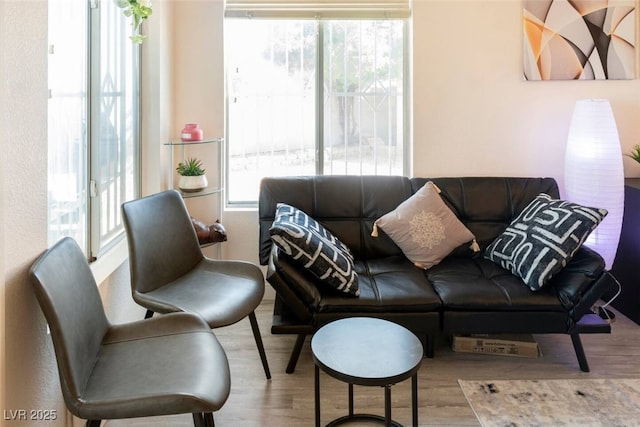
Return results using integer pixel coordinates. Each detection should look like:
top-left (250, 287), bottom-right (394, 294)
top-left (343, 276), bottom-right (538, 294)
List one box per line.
top-left (258, 176), bottom-right (615, 373)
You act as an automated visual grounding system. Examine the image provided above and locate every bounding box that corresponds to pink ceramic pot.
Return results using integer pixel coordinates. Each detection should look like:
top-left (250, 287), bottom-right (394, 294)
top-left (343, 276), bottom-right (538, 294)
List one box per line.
top-left (181, 124), bottom-right (204, 141)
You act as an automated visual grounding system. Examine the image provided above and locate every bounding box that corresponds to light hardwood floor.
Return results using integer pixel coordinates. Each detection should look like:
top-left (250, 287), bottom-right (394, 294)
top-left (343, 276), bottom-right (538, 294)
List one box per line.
top-left (106, 300), bottom-right (640, 426)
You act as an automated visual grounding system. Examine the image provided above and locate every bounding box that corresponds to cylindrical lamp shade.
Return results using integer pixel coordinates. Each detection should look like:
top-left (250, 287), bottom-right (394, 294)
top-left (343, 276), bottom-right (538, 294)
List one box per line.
top-left (564, 99), bottom-right (624, 269)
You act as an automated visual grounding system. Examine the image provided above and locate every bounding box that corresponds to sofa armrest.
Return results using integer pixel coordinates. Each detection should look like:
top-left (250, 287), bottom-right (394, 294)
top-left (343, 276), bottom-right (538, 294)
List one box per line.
top-left (266, 245), bottom-right (321, 323)
top-left (550, 246), bottom-right (613, 321)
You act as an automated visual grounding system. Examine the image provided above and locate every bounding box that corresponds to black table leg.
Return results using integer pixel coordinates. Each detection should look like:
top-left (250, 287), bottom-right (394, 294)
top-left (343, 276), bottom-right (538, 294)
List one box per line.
top-left (348, 383), bottom-right (354, 416)
top-left (385, 385), bottom-right (392, 427)
top-left (315, 365), bottom-right (320, 427)
top-left (321, 381), bottom-right (403, 427)
top-left (311, 318), bottom-right (422, 427)
top-left (412, 373), bottom-right (418, 427)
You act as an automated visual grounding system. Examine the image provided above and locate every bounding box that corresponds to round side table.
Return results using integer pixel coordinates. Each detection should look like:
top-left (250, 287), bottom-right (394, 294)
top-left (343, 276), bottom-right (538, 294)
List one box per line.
top-left (311, 317), bottom-right (423, 427)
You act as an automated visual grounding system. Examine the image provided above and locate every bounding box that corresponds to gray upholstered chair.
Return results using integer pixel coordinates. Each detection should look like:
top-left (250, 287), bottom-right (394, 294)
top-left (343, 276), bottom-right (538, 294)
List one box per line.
top-left (121, 190), bottom-right (271, 379)
top-left (29, 237), bottom-right (230, 427)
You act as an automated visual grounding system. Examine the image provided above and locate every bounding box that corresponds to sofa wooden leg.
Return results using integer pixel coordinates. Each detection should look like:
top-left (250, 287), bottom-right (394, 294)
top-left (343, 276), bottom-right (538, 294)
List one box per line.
top-left (571, 333), bottom-right (590, 372)
top-left (286, 334), bottom-right (307, 374)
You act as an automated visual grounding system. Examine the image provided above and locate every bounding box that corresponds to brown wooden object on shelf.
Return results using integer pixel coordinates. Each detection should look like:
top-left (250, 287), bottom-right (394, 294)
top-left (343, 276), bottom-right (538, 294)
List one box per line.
top-left (191, 217), bottom-right (228, 245)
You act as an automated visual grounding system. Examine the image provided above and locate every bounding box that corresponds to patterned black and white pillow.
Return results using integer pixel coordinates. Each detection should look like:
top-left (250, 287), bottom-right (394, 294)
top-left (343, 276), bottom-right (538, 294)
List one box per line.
top-left (484, 193), bottom-right (607, 291)
top-left (269, 203), bottom-right (359, 297)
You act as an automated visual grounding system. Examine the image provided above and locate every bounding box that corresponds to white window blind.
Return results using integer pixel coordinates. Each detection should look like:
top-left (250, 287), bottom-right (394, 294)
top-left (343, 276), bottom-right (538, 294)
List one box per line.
top-left (224, 0), bottom-right (411, 19)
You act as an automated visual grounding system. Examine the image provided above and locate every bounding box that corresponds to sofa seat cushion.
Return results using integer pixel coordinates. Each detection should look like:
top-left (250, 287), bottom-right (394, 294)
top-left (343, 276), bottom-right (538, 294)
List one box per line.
top-left (317, 256), bottom-right (442, 313)
top-left (426, 257), bottom-right (565, 312)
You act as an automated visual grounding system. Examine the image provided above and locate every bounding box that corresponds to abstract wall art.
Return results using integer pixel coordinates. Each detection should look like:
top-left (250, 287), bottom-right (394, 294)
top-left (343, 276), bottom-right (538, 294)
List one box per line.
top-left (523, 0), bottom-right (635, 80)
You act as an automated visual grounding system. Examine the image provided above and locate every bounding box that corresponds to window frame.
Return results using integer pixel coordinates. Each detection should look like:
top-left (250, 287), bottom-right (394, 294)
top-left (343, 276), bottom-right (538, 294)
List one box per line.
top-left (47, 0), bottom-right (140, 260)
top-left (224, 17), bottom-right (411, 207)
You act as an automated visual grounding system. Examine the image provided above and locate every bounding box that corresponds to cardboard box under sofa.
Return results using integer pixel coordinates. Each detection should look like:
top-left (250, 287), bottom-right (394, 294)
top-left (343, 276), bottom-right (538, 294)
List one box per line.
top-left (452, 334), bottom-right (541, 358)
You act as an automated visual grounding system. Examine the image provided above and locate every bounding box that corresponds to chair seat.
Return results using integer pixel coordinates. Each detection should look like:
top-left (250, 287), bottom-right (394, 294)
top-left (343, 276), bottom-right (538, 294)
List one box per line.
top-left (134, 259), bottom-right (265, 327)
top-left (78, 313), bottom-right (230, 421)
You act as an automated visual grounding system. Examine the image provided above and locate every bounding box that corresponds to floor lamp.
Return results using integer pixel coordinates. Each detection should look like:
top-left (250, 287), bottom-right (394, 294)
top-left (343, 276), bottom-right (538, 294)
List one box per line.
top-left (564, 99), bottom-right (624, 270)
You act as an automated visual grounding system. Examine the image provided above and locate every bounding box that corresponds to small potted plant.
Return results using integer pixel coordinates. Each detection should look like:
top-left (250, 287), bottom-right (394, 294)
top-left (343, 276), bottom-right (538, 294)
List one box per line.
top-left (176, 157), bottom-right (208, 192)
top-left (626, 144), bottom-right (640, 165)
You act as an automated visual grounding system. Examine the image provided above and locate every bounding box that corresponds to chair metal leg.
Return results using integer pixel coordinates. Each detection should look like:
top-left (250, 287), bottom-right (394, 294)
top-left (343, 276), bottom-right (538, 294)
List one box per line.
top-left (203, 412), bottom-right (215, 427)
top-left (286, 333), bottom-right (307, 374)
top-left (192, 413), bottom-right (205, 427)
top-left (86, 421), bottom-right (101, 427)
top-left (249, 311), bottom-right (271, 379)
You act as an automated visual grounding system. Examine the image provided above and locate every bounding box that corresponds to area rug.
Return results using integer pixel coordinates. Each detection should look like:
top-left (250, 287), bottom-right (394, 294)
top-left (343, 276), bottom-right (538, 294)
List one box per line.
top-left (458, 378), bottom-right (640, 427)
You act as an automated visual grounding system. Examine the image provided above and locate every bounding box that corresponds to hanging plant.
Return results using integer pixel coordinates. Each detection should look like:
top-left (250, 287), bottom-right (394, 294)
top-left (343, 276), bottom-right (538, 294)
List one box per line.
top-left (116, 0), bottom-right (153, 44)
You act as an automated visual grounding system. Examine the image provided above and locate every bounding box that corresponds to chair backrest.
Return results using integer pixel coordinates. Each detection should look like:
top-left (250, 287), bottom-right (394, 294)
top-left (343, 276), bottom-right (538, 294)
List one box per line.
top-left (121, 190), bottom-right (203, 294)
top-left (29, 237), bottom-right (110, 407)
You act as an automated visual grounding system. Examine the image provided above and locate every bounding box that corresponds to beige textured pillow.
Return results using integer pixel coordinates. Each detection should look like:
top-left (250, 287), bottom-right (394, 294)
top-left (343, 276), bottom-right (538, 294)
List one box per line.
top-left (372, 181), bottom-right (478, 269)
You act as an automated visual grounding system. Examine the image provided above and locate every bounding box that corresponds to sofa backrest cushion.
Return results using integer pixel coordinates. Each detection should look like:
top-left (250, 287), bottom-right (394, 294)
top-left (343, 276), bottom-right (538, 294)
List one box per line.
top-left (412, 177), bottom-right (560, 250)
top-left (258, 175), bottom-right (560, 265)
top-left (259, 175), bottom-right (413, 264)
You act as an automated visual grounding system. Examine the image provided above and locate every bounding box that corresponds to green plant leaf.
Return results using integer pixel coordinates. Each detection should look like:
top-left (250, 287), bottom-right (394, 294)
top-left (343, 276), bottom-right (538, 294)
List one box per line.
top-left (130, 34), bottom-right (147, 44)
top-left (117, 0), bottom-right (152, 44)
top-left (625, 144), bottom-right (640, 163)
top-left (176, 158), bottom-right (206, 176)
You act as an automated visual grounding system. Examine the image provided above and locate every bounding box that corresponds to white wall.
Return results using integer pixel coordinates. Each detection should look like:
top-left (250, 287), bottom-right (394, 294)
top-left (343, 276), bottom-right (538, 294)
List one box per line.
top-left (1, 1), bottom-right (69, 425)
top-left (141, 0), bottom-right (174, 197)
top-left (0, 0), bottom-right (6, 416)
top-left (412, 0), bottom-right (640, 189)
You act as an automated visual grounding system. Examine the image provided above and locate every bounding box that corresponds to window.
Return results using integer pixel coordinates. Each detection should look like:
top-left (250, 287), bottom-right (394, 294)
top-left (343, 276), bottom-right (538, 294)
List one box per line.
top-left (48, 0), bottom-right (140, 259)
top-left (225, 1), bottom-right (410, 204)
